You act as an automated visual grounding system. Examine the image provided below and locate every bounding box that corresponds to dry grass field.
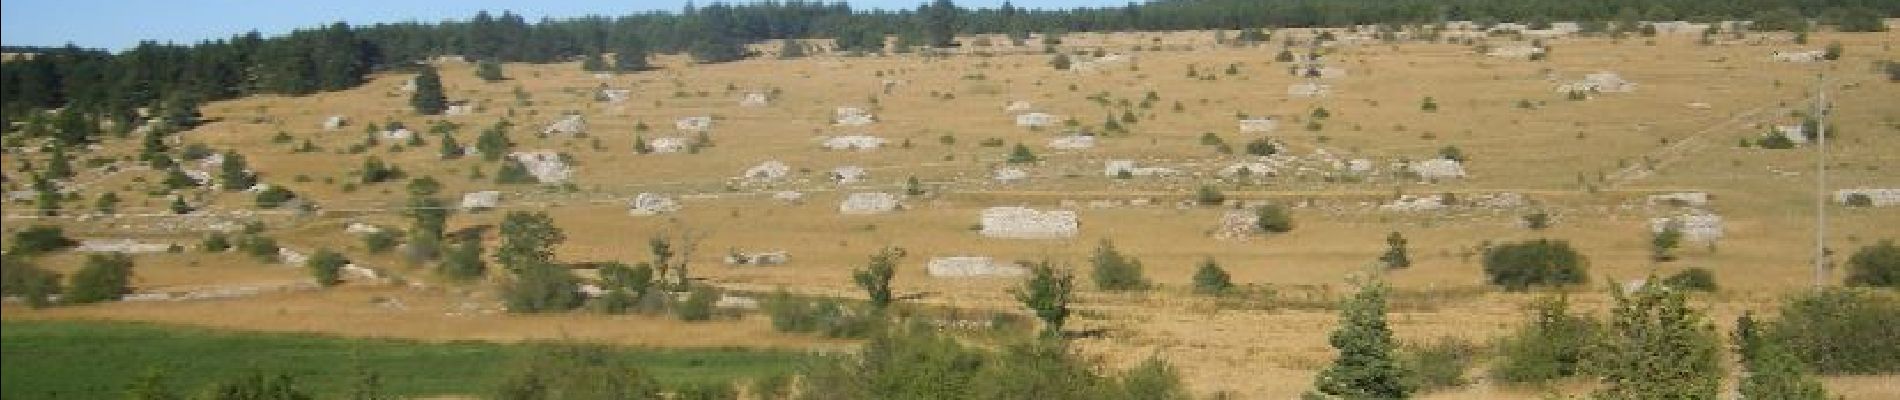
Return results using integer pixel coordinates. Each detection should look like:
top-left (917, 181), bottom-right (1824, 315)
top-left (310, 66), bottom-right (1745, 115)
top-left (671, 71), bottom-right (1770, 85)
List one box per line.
top-left (5, 26), bottom-right (1899, 398)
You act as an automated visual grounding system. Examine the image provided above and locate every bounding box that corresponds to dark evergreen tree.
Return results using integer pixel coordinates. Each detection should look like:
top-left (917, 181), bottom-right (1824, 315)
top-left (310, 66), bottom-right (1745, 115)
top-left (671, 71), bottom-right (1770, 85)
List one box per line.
top-left (1014, 261), bottom-right (1074, 338)
top-left (409, 66), bottom-right (446, 115)
top-left (1313, 278), bottom-right (1414, 399)
top-left (218, 150), bottom-right (255, 191)
top-left (1380, 232), bottom-right (1411, 269)
top-left (921, 0), bottom-right (961, 48)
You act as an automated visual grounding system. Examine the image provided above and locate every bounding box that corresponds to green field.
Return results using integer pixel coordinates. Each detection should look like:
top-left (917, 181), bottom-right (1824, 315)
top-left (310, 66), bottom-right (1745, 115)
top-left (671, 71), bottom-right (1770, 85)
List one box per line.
top-left (1, 320), bottom-right (813, 399)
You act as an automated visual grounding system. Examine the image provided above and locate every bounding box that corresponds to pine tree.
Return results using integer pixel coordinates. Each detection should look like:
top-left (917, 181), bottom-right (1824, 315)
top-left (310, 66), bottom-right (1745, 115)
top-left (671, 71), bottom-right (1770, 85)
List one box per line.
top-left (1734, 312), bottom-right (1829, 400)
top-left (922, 0), bottom-right (961, 47)
top-left (613, 37), bottom-right (650, 72)
top-left (409, 66), bottom-right (447, 115)
top-left (1312, 278), bottom-right (1413, 399)
top-left (438, 133), bottom-right (463, 160)
top-left (476, 122), bottom-right (512, 161)
top-left (218, 150), bottom-right (254, 191)
top-left (1380, 232), bottom-right (1411, 269)
top-left (44, 145), bottom-right (74, 180)
top-left (1594, 279), bottom-right (1723, 399)
top-left (1014, 261), bottom-right (1073, 338)
top-left (852, 248), bottom-right (899, 311)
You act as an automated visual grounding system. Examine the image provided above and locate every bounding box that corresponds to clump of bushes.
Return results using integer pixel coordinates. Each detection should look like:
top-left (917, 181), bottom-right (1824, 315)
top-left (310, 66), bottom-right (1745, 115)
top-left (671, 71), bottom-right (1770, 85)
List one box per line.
top-left (1845, 240), bottom-right (1899, 288)
top-left (1482, 239), bottom-right (1588, 291)
top-left (1090, 240), bottom-right (1149, 291)
top-left (1490, 295), bottom-right (1600, 384)
top-left (1663, 267), bottom-right (1718, 292)
top-left (1769, 288), bottom-right (1900, 374)
top-left (764, 289), bottom-right (879, 339)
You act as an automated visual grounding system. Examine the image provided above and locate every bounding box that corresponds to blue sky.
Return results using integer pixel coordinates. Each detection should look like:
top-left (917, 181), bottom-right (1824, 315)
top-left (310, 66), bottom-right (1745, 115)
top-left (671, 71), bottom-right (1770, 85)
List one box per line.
top-left (2, 0), bottom-right (1131, 52)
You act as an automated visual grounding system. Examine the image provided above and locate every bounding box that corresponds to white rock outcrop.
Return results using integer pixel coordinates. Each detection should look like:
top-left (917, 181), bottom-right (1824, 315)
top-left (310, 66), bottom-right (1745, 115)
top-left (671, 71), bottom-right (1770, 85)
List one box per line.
top-left (508, 151), bottom-right (573, 183)
top-left (979, 207), bottom-right (1079, 239)
top-left (743, 161), bottom-right (791, 182)
top-left (839, 192), bottom-right (901, 214)
top-left (1049, 135), bottom-right (1096, 150)
top-left (542, 114), bottom-right (585, 135)
top-left (821, 135), bottom-right (886, 151)
top-left (628, 193), bottom-right (681, 215)
top-left (926, 257), bottom-right (1027, 277)
top-left (1409, 158), bottom-right (1467, 180)
top-left (460, 191), bottom-right (501, 210)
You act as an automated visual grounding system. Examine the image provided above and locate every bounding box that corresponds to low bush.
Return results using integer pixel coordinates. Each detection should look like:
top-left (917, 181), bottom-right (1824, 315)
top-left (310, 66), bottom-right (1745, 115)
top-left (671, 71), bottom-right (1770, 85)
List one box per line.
top-left (1405, 336), bottom-right (1479, 392)
top-left (1491, 295), bottom-right (1600, 384)
top-left (1663, 267), bottom-right (1718, 292)
top-left (1844, 240), bottom-right (1899, 288)
top-left (7, 225), bottom-right (76, 256)
top-left (1482, 239), bottom-right (1588, 291)
top-left (1770, 288), bottom-right (1900, 374)
top-left (65, 253), bottom-right (134, 304)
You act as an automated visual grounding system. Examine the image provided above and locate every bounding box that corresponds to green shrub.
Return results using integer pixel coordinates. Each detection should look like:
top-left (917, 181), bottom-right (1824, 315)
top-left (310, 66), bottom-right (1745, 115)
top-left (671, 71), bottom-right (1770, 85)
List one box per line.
top-left (65, 253), bottom-right (133, 304)
top-left (1770, 288), bottom-right (1900, 373)
top-left (797, 323), bottom-right (1184, 400)
top-left (1734, 312), bottom-right (1830, 400)
top-left (1006, 144), bottom-right (1039, 164)
top-left (1244, 137), bottom-right (1278, 156)
top-left (254, 186), bottom-right (296, 208)
top-left (1191, 257), bottom-right (1233, 295)
top-left (1482, 239), bottom-right (1588, 291)
top-left (0, 256), bottom-right (62, 308)
top-left (1522, 212), bottom-right (1551, 230)
top-left (201, 233), bottom-right (232, 252)
top-left (238, 235), bottom-right (280, 263)
top-left (494, 160), bottom-right (537, 184)
top-left (1594, 280), bottom-right (1723, 399)
top-left (675, 284), bottom-right (719, 322)
top-left (852, 248), bottom-right (900, 310)
top-left (1491, 295), bottom-right (1600, 384)
top-left (1663, 267), bottom-right (1718, 292)
top-left (8, 225), bottom-right (76, 256)
top-left (1194, 185), bottom-right (1225, 206)
top-left (307, 249), bottom-right (347, 287)
top-left (1844, 240), bottom-right (1900, 288)
top-left (503, 263), bottom-right (582, 313)
top-left (1255, 204), bottom-right (1294, 233)
top-left (362, 230), bottom-right (400, 254)
top-left (494, 344), bottom-right (663, 399)
top-left (1404, 336), bottom-right (1479, 392)
top-left (1090, 240), bottom-right (1148, 291)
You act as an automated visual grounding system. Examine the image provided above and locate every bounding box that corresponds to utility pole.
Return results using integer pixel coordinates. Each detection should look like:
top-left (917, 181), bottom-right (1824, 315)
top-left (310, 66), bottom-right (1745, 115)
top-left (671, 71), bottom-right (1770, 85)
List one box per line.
top-left (1813, 74), bottom-right (1829, 288)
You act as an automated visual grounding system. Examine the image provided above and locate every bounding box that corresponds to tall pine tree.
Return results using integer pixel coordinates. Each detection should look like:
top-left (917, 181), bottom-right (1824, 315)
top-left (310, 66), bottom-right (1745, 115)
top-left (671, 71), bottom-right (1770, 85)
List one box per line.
top-left (409, 66), bottom-right (446, 115)
top-left (1312, 278), bottom-right (1413, 399)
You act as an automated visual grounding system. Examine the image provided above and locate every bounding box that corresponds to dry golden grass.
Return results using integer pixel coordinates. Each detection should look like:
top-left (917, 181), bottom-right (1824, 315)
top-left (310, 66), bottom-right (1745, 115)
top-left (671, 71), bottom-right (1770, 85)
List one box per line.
top-left (6, 27), bottom-right (1899, 398)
